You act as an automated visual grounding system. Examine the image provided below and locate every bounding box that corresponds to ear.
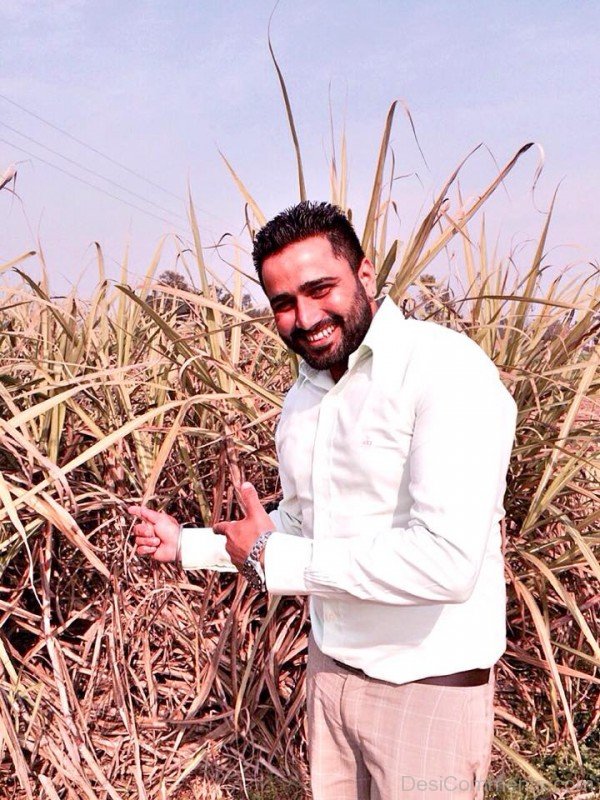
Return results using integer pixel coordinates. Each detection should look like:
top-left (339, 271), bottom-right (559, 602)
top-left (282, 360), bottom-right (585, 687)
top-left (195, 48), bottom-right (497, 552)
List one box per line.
top-left (356, 258), bottom-right (377, 299)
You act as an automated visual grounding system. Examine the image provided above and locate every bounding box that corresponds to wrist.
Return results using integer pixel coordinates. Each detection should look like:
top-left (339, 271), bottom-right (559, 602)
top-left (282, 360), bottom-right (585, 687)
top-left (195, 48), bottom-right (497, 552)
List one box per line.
top-left (241, 530), bottom-right (273, 591)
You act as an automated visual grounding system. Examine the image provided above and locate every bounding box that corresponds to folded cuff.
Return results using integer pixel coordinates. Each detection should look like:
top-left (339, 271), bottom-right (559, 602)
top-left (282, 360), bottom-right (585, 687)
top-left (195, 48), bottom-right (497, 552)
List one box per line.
top-left (180, 527), bottom-right (237, 572)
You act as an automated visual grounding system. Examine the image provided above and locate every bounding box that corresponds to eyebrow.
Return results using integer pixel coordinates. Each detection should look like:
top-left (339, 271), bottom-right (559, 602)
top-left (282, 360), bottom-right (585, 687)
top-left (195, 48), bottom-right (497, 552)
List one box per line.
top-left (269, 277), bottom-right (339, 306)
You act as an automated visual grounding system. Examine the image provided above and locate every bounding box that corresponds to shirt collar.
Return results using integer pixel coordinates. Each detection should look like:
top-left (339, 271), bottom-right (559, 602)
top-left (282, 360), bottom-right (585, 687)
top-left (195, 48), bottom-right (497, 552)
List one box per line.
top-left (297, 295), bottom-right (405, 387)
top-left (298, 360), bottom-right (335, 390)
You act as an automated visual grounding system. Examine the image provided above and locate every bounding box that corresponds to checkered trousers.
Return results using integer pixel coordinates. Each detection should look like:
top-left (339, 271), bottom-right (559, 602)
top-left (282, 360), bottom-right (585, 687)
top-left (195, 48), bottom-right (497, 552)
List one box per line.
top-left (306, 637), bottom-right (495, 800)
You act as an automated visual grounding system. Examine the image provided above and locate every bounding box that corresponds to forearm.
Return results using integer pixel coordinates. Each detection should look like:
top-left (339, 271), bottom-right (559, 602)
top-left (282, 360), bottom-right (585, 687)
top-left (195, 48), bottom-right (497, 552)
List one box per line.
top-left (265, 519), bottom-right (494, 603)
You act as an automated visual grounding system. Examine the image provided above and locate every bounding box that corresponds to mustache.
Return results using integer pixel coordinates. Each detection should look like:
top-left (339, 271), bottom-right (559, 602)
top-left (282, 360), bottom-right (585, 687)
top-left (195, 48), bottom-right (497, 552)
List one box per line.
top-left (290, 315), bottom-right (342, 344)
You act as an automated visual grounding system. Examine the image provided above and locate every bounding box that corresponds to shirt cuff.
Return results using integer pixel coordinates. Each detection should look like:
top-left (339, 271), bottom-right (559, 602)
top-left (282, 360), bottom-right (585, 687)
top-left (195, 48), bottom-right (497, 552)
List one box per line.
top-left (179, 527), bottom-right (237, 572)
top-left (264, 531), bottom-right (312, 595)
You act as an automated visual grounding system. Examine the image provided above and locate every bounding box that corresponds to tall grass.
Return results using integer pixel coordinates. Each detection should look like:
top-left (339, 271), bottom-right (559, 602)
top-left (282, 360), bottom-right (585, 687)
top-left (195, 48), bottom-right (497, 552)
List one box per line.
top-left (0, 102), bottom-right (599, 799)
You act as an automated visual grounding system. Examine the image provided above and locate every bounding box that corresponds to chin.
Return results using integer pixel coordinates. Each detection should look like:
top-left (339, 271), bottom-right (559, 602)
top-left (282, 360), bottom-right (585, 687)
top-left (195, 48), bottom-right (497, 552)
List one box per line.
top-left (301, 349), bottom-right (342, 371)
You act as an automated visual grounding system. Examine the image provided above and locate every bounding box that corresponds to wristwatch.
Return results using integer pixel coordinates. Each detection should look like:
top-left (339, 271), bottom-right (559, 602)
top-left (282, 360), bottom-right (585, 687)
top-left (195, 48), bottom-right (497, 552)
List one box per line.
top-left (240, 530), bottom-right (273, 590)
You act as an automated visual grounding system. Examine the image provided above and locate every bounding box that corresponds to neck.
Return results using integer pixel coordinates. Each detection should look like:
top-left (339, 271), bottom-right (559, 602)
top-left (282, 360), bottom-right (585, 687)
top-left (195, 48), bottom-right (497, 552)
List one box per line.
top-left (329, 362), bottom-right (347, 383)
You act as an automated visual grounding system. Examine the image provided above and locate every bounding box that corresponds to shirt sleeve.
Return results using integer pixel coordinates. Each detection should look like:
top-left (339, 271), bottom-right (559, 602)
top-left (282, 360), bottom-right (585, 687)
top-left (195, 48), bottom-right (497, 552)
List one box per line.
top-left (266, 341), bottom-right (517, 603)
top-left (179, 527), bottom-right (237, 572)
top-left (265, 499), bottom-right (308, 592)
top-left (264, 408), bottom-right (307, 592)
top-left (180, 510), bottom-right (303, 576)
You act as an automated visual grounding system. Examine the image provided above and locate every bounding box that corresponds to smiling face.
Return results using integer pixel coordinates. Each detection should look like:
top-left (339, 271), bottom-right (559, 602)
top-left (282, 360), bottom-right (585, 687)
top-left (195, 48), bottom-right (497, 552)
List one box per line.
top-left (261, 235), bottom-right (378, 381)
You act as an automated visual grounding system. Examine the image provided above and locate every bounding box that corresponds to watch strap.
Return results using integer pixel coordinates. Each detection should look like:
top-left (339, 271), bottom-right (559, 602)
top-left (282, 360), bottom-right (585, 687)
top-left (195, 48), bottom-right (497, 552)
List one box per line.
top-left (241, 530), bottom-right (273, 590)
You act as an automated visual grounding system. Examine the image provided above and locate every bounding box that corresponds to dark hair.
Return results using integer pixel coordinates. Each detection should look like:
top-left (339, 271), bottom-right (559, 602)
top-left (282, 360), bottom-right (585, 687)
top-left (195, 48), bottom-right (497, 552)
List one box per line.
top-left (252, 201), bottom-right (365, 287)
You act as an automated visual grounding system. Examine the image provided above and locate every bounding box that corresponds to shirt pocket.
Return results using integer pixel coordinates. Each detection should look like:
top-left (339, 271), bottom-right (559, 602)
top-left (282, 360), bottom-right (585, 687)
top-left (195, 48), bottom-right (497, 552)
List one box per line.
top-left (346, 417), bottom-right (413, 458)
top-left (330, 427), bottom-right (412, 519)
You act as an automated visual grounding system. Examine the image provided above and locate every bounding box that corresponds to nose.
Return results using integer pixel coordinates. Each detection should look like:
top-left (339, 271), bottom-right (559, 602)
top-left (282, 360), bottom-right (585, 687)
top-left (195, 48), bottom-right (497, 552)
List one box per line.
top-left (295, 296), bottom-right (323, 331)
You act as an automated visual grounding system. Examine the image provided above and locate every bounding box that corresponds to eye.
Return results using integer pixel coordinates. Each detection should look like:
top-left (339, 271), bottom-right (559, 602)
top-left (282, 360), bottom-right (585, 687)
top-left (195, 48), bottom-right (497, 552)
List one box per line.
top-left (271, 299), bottom-right (294, 313)
top-left (311, 285), bottom-right (331, 298)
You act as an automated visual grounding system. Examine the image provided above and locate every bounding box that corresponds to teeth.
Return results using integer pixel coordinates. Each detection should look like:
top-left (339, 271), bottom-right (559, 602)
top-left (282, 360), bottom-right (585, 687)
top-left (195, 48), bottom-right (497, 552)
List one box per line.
top-left (306, 324), bottom-right (335, 343)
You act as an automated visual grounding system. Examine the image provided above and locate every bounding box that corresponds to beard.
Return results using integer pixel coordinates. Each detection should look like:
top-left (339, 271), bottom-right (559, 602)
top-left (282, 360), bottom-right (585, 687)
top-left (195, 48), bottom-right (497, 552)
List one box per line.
top-left (281, 279), bottom-right (374, 372)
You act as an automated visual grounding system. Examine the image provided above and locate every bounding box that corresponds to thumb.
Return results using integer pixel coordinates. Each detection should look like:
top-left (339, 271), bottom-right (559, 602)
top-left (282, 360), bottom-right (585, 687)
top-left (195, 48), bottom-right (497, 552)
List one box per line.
top-left (239, 482), bottom-right (262, 517)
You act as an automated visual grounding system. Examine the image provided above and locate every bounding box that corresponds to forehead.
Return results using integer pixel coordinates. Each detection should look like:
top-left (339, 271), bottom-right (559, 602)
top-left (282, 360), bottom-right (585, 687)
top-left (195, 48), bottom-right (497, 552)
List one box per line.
top-left (261, 235), bottom-right (352, 297)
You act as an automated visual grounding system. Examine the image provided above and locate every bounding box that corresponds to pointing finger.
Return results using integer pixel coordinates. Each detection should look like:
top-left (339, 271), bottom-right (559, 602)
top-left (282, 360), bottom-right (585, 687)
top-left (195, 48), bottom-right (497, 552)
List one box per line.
top-left (128, 505), bottom-right (161, 523)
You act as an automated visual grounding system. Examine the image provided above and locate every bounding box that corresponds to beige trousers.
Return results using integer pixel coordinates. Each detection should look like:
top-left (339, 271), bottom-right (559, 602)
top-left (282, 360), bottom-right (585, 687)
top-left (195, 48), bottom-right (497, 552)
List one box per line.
top-left (306, 637), bottom-right (495, 800)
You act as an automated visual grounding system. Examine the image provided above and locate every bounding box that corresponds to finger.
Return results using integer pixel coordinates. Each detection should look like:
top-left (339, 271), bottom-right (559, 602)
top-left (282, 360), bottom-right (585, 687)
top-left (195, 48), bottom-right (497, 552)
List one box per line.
top-left (239, 482), bottom-right (262, 516)
top-left (135, 535), bottom-right (160, 548)
top-left (213, 522), bottom-right (231, 537)
top-left (128, 505), bottom-right (161, 523)
top-left (133, 522), bottom-right (154, 537)
top-left (137, 544), bottom-right (159, 556)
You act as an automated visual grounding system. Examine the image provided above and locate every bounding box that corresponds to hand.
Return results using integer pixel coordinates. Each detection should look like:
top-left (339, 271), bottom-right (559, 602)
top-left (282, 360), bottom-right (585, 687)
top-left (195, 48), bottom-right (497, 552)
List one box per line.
top-left (128, 505), bottom-right (180, 563)
top-left (213, 482), bottom-right (273, 570)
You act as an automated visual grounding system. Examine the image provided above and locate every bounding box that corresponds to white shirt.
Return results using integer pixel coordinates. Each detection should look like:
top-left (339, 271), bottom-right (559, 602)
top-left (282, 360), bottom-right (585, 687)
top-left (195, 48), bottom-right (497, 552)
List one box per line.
top-left (181, 297), bottom-right (517, 684)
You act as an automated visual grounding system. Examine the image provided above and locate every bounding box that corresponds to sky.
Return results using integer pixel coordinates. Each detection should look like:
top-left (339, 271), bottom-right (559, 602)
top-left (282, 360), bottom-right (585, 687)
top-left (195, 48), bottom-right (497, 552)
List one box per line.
top-left (0, 0), bottom-right (598, 299)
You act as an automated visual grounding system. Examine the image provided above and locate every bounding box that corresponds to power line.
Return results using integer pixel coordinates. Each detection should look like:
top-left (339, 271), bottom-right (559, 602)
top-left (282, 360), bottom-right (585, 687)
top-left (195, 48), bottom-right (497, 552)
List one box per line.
top-left (0, 136), bottom-right (186, 230)
top-left (0, 121), bottom-right (186, 223)
top-left (0, 92), bottom-right (181, 201)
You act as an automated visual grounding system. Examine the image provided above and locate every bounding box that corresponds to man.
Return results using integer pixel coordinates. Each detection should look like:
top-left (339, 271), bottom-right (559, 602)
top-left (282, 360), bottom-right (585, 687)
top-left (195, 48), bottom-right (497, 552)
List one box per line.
top-left (130, 201), bottom-right (517, 799)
